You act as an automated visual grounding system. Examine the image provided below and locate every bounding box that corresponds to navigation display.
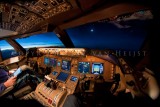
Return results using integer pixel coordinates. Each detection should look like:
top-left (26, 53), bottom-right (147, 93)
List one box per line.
top-left (91, 63), bottom-right (103, 74)
top-left (78, 62), bottom-right (90, 73)
top-left (56, 72), bottom-right (69, 82)
top-left (49, 58), bottom-right (57, 67)
top-left (44, 57), bottom-right (49, 65)
top-left (61, 60), bottom-right (71, 71)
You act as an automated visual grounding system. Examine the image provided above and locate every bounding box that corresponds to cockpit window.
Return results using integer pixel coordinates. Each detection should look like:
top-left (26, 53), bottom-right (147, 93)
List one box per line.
top-left (0, 40), bottom-right (13, 50)
top-left (66, 10), bottom-right (153, 51)
top-left (0, 40), bottom-right (18, 60)
top-left (15, 32), bottom-right (65, 49)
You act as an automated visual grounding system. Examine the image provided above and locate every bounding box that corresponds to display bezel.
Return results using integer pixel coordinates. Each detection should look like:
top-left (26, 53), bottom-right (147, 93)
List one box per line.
top-left (78, 61), bottom-right (90, 74)
top-left (61, 60), bottom-right (71, 71)
top-left (91, 63), bottom-right (104, 74)
top-left (56, 72), bottom-right (70, 82)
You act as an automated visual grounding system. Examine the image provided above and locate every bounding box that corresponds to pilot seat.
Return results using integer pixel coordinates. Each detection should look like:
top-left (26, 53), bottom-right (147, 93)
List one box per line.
top-left (0, 65), bottom-right (41, 100)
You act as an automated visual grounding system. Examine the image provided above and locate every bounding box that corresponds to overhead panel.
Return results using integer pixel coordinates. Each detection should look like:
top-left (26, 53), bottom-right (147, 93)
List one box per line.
top-left (0, 0), bottom-right (72, 36)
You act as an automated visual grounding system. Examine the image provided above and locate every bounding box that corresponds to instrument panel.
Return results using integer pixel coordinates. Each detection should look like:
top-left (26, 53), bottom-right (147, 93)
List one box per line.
top-left (33, 48), bottom-right (119, 107)
top-left (37, 55), bottom-right (116, 81)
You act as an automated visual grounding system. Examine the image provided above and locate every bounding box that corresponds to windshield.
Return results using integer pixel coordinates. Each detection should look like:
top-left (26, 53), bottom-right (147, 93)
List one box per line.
top-left (0, 32), bottom-right (65, 60)
top-left (15, 32), bottom-right (65, 49)
top-left (0, 40), bottom-right (19, 60)
top-left (66, 22), bottom-right (147, 51)
top-left (0, 40), bottom-right (14, 50)
top-left (0, 10), bottom-right (153, 61)
top-left (66, 10), bottom-right (152, 51)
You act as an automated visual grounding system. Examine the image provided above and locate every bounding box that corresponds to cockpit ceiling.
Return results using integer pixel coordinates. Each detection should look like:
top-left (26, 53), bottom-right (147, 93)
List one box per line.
top-left (0, 0), bottom-right (72, 35)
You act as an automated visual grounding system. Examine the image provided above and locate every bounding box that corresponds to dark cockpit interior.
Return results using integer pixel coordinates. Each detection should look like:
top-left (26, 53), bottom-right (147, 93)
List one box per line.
top-left (0, 0), bottom-right (160, 107)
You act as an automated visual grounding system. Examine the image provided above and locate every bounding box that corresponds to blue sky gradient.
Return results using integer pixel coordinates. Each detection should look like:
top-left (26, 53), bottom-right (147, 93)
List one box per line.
top-left (0, 32), bottom-right (64, 50)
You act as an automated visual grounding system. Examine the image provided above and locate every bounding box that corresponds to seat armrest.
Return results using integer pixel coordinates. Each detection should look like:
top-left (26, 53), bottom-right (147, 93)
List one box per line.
top-left (0, 86), bottom-right (14, 97)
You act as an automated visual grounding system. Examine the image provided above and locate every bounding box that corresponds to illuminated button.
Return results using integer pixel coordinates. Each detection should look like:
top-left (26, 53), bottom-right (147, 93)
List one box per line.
top-left (46, 87), bottom-right (50, 93)
top-left (48, 89), bottom-right (53, 94)
top-left (43, 86), bottom-right (47, 91)
top-left (38, 84), bottom-right (43, 90)
top-left (48, 99), bottom-right (52, 104)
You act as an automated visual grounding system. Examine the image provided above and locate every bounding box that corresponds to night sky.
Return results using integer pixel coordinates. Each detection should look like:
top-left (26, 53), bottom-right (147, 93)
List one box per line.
top-left (66, 20), bottom-right (149, 51)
